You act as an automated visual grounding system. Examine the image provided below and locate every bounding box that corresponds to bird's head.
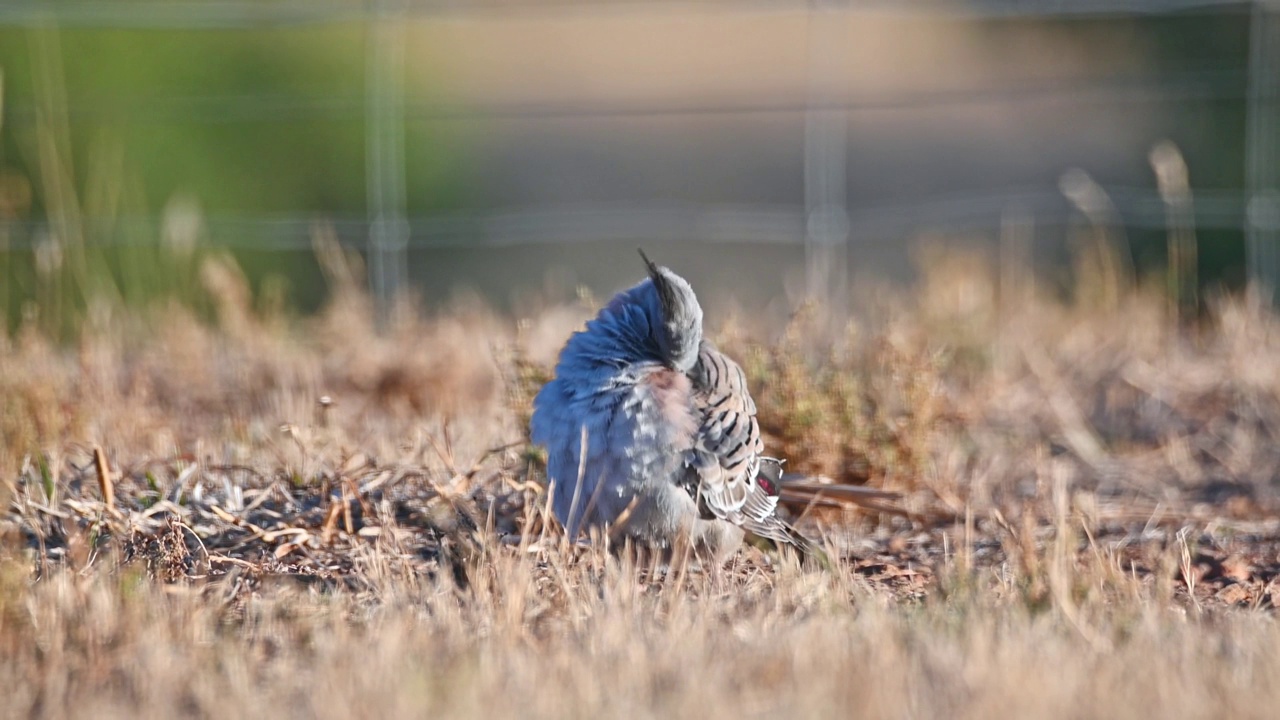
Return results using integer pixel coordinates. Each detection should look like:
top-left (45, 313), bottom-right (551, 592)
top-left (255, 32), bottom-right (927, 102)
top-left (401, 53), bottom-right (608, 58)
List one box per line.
top-left (638, 249), bottom-right (703, 372)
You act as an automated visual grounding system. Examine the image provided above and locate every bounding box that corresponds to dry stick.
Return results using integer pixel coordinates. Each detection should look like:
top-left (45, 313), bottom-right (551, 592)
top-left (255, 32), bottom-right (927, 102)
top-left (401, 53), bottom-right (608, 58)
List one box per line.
top-left (790, 490), bottom-right (834, 532)
top-left (29, 503), bottom-right (72, 520)
top-left (359, 469), bottom-right (397, 495)
top-left (209, 504), bottom-right (286, 544)
top-left (786, 485), bottom-right (913, 520)
top-left (466, 440), bottom-right (525, 478)
top-left (343, 476), bottom-right (375, 522)
top-left (423, 428), bottom-right (460, 478)
top-left (321, 501), bottom-right (343, 546)
top-left (515, 482), bottom-right (541, 553)
top-left (538, 478), bottom-right (559, 547)
top-left (423, 428), bottom-right (510, 496)
top-left (341, 481), bottom-right (355, 535)
top-left (576, 467), bottom-right (610, 541)
top-left (207, 554), bottom-right (256, 568)
top-left (563, 424), bottom-right (590, 546)
top-left (92, 444), bottom-right (115, 513)
top-left (173, 520), bottom-right (212, 573)
top-left (240, 479), bottom-right (282, 515)
top-left (607, 494), bottom-right (643, 543)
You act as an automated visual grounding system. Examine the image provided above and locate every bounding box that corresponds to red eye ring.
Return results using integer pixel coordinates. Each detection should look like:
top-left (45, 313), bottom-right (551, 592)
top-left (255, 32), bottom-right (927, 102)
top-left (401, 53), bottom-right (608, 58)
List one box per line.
top-left (757, 475), bottom-right (777, 496)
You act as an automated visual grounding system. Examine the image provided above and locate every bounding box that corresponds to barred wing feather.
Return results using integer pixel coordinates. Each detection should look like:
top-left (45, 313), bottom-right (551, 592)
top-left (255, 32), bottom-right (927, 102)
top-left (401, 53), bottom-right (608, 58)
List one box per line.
top-left (687, 343), bottom-right (809, 549)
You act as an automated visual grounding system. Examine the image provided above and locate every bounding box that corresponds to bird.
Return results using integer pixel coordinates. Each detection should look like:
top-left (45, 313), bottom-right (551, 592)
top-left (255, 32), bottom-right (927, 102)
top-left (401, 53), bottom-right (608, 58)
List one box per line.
top-left (529, 251), bottom-right (813, 561)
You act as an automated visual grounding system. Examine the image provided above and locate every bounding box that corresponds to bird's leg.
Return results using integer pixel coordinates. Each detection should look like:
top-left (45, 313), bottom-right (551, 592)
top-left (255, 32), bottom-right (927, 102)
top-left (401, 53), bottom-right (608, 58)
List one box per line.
top-left (685, 518), bottom-right (744, 566)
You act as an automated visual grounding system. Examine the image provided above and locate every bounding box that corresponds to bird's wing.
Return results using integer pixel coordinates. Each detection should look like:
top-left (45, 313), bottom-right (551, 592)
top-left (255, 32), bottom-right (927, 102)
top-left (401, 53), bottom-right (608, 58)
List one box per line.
top-left (687, 343), bottom-right (810, 549)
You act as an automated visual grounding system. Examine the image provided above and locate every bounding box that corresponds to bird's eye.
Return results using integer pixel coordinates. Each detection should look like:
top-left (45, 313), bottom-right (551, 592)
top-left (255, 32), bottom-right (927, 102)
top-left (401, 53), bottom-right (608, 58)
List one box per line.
top-left (757, 476), bottom-right (777, 496)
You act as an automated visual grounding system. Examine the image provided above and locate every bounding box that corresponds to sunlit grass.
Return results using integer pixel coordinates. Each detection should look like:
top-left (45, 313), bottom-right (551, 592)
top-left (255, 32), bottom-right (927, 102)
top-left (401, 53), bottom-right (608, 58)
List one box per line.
top-left (2, 231), bottom-right (1279, 717)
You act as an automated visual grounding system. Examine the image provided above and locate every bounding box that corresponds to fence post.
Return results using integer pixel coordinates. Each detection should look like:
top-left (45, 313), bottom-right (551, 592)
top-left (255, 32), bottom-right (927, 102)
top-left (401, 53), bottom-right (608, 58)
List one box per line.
top-left (1246, 0), bottom-right (1280, 303)
top-left (804, 0), bottom-right (850, 316)
top-left (366, 0), bottom-right (409, 325)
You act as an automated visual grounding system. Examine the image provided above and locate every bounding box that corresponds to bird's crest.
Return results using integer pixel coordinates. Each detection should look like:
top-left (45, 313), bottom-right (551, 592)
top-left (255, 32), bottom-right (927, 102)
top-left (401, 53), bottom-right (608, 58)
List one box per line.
top-left (634, 248), bottom-right (703, 373)
top-left (638, 248), bottom-right (659, 277)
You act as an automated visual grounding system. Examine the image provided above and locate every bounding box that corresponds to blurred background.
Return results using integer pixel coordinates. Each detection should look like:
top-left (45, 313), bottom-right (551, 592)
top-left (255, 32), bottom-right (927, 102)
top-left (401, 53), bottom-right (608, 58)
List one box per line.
top-left (0, 0), bottom-right (1277, 329)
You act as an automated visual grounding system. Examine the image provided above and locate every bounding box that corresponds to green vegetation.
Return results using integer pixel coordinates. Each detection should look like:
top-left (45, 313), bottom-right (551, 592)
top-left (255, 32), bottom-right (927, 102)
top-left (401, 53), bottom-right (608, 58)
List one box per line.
top-left (0, 21), bottom-right (469, 332)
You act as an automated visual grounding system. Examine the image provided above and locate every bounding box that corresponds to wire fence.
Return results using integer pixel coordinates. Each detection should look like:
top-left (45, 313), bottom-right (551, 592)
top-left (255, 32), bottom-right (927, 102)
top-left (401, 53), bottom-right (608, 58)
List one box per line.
top-left (0, 0), bottom-right (1260, 26)
top-left (1, 0), bottom-right (1277, 310)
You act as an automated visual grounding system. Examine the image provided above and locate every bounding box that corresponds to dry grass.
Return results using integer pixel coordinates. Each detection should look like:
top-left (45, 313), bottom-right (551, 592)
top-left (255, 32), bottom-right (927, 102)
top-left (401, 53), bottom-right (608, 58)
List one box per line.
top-left (3, 245), bottom-right (1280, 719)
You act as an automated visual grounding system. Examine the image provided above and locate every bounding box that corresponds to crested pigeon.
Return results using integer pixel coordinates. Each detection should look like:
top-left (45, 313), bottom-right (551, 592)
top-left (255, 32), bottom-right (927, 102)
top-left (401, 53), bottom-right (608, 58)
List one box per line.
top-left (530, 252), bottom-right (812, 559)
